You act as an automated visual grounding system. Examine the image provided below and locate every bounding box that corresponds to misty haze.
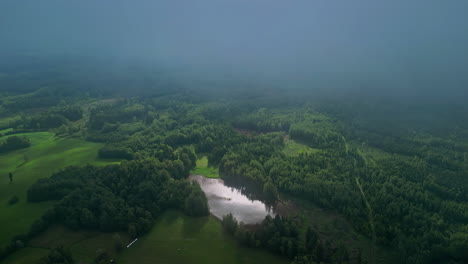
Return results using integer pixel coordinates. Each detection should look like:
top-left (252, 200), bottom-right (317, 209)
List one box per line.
top-left (0, 1), bottom-right (467, 264)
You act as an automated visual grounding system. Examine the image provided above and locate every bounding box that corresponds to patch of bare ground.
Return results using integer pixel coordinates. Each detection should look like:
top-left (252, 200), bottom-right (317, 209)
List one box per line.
top-left (233, 128), bottom-right (258, 138)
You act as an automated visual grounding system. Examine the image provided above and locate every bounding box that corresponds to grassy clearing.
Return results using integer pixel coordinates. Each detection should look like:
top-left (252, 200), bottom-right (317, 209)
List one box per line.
top-left (0, 128), bottom-right (13, 135)
top-left (342, 135), bottom-right (349, 154)
top-left (283, 136), bottom-right (320, 157)
top-left (190, 156), bottom-right (219, 178)
top-left (70, 232), bottom-right (130, 264)
top-left (8, 211), bottom-right (287, 264)
top-left (0, 247), bottom-right (48, 264)
top-left (29, 225), bottom-right (100, 249)
top-left (0, 132), bottom-right (118, 248)
top-left (356, 143), bottom-right (410, 168)
top-left (117, 210), bottom-right (288, 264)
top-left (7, 225), bottom-right (131, 264)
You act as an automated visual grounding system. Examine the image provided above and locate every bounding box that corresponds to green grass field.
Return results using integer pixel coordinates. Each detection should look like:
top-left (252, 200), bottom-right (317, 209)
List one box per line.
top-left (0, 128), bottom-right (13, 135)
top-left (0, 247), bottom-right (48, 264)
top-left (4, 225), bottom-right (130, 264)
top-left (0, 132), bottom-right (119, 248)
top-left (70, 232), bottom-right (128, 264)
top-left (117, 210), bottom-right (288, 264)
top-left (3, 211), bottom-right (287, 264)
top-left (283, 136), bottom-right (320, 157)
top-left (190, 156), bottom-right (219, 178)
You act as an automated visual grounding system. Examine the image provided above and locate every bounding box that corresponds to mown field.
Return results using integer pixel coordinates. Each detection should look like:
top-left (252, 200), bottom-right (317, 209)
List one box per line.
top-left (117, 210), bottom-right (288, 264)
top-left (0, 247), bottom-right (48, 264)
top-left (0, 132), bottom-right (119, 249)
top-left (190, 156), bottom-right (219, 178)
top-left (2, 210), bottom-right (288, 264)
top-left (282, 136), bottom-right (321, 157)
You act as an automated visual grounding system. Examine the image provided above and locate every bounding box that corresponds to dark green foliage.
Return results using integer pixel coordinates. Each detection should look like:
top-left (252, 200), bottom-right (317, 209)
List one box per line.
top-left (24, 113), bottom-right (68, 129)
top-left (184, 183), bottom-right (209, 217)
top-left (0, 135), bottom-right (30, 153)
top-left (50, 105), bottom-right (83, 121)
top-left (39, 246), bottom-right (74, 264)
top-left (112, 233), bottom-right (124, 252)
top-left (27, 158), bottom-right (197, 236)
top-left (216, 104), bottom-right (467, 263)
top-left (289, 122), bottom-right (343, 149)
top-left (263, 181), bottom-right (279, 201)
top-left (232, 108), bottom-right (292, 132)
top-left (222, 213), bottom-right (238, 235)
top-left (98, 145), bottom-right (133, 160)
top-left (88, 101), bottom-right (146, 130)
top-left (94, 248), bottom-right (110, 264)
top-left (305, 227), bottom-right (318, 252)
top-left (222, 214), bottom-right (337, 262)
top-left (2, 91), bottom-right (62, 112)
top-left (7, 195), bottom-right (19, 205)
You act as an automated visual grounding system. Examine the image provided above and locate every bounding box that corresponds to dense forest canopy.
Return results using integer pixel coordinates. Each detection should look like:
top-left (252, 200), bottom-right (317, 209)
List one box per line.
top-left (0, 69), bottom-right (466, 263)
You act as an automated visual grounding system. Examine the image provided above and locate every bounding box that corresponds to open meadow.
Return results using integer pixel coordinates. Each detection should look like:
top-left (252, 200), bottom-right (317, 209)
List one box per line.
top-left (117, 210), bottom-right (288, 264)
top-left (0, 132), bottom-right (119, 248)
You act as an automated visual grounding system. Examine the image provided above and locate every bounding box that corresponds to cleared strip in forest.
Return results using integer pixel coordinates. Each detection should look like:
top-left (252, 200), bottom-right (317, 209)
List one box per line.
top-left (342, 135), bottom-right (349, 154)
top-left (355, 177), bottom-right (376, 264)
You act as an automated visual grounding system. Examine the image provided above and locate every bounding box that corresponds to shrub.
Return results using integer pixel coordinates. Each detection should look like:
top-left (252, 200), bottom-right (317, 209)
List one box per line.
top-left (8, 196), bottom-right (19, 205)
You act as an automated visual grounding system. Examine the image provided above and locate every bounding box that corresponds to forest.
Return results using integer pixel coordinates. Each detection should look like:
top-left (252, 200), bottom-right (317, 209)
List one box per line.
top-left (0, 75), bottom-right (466, 264)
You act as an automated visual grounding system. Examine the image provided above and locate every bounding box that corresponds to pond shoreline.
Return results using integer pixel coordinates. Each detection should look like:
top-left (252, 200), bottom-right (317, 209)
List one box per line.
top-left (188, 174), bottom-right (276, 225)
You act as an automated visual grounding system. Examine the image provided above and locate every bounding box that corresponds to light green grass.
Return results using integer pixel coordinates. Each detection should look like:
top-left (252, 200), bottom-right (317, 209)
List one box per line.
top-left (356, 144), bottom-right (408, 167)
top-left (117, 210), bottom-right (288, 264)
top-left (8, 211), bottom-right (287, 264)
top-left (0, 247), bottom-right (48, 264)
top-left (71, 232), bottom-right (129, 264)
top-left (26, 225), bottom-right (130, 264)
top-left (29, 225), bottom-right (100, 249)
top-left (0, 132), bottom-right (119, 248)
top-left (283, 137), bottom-right (320, 157)
top-left (190, 156), bottom-right (219, 178)
top-left (342, 135), bottom-right (349, 154)
top-left (0, 128), bottom-right (13, 134)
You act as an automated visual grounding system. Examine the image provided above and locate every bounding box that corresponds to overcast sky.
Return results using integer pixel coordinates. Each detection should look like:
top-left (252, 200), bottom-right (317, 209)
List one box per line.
top-left (1, 0), bottom-right (467, 100)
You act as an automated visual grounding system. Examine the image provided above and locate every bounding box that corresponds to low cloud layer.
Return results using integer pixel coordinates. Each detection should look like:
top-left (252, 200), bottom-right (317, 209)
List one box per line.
top-left (1, 0), bottom-right (467, 101)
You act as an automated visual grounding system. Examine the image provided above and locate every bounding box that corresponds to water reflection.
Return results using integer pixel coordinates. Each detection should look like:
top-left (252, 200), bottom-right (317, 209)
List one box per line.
top-left (189, 175), bottom-right (275, 224)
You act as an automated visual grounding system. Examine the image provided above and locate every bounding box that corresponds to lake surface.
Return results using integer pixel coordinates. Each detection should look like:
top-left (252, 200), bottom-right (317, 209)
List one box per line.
top-left (189, 175), bottom-right (275, 224)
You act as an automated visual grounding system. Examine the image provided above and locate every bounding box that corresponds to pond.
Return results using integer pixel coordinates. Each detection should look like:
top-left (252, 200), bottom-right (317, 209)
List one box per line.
top-left (189, 175), bottom-right (275, 224)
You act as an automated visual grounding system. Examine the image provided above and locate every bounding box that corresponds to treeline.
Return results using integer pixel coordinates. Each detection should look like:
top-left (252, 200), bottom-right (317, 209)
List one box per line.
top-left (0, 135), bottom-right (30, 153)
top-left (222, 213), bottom-right (353, 264)
top-left (232, 108), bottom-right (292, 132)
top-left (26, 150), bottom-right (204, 234)
top-left (2, 105), bottom-right (84, 133)
top-left (85, 98), bottom-right (240, 165)
top-left (231, 108), bottom-right (346, 150)
top-left (289, 122), bottom-right (344, 150)
top-left (21, 105), bottom-right (83, 130)
top-left (349, 129), bottom-right (466, 170)
top-left (1, 154), bottom-right (209, 260)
